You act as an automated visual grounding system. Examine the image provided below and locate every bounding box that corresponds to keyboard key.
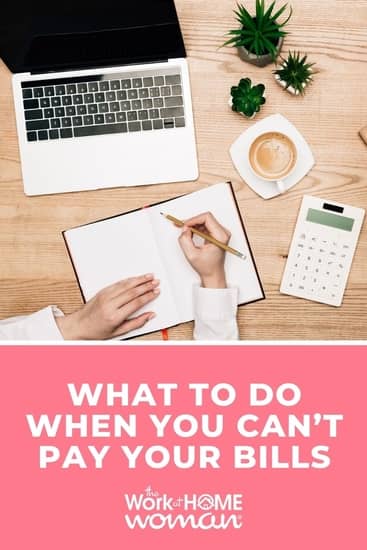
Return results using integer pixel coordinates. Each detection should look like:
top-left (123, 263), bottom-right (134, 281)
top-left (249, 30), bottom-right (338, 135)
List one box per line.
top-left (172, 85), bottom-right (182, 95)
top-left (74, 122), bottom-right (128, 137)
top-left (128, 89), bottom-right (138, 99)
top-left (22, 89), bottom-right (33, 99)
top-left (24, 99), bottom-right (39, 109)
top-left (154, 76), bottom-right (164, 86)
top-left (60, 128), bottom-right (73, 138)
top-left (149, 109), bottom-right (160, 119)
top-left (62, 96), bottom-right (72, 106)
top-left (121, 79), bottom-right (131, 89)
top-left (120, 101), bottom-right (131, 111)
top-left (153, 119), bottom-right (163, 130)
top-left (72, 116), bottom-right (83, 126)
top-left (95, 92), bottom-right (105, 102)
top-left (44, 108), bottom-right (54, 118)
top-left (164, 119), bottom-right (175, 128)
top-left (153, 98), bottom-right (164, 108)
top-left (117, 90), bottom-right (127, 100)
top-left (83, 115), bottom-right (94, 125)
top-left (27, 131), bottom-right (37, 141)
top-left (142, 120), bottom-right (152, 130)
top-left (99, 81), bottom-right (110, 91)
top-left (84, 93), bottom-right (94, 103)
top-left (88, 82), bottom-right (98, 92)
top-left (77, 83), bottom-right (88, 93)
top-left (61, 117), bottom-right (72, 127)
top-left (66, 106), bottom-right (76, 116)
top-left (110, 80), bottom-right (120, 90)
top-left (55, 85), bottom-right (66, 95)
top-left (94, 114), bottom-right (105, 124)
top-left (45, 86), bottom-right (54, 96)
top-left (128, 121), bottom-right (141, 131)
top-left (105, 113), bottom-right (116, 123)
top-left (139, 88), bottom-right (149, 98)
top-left (127, 111), bottom-right (138, 121)
top-left (175, 117), bottom-right (185, 127)
top-left (25, 109), bottom-right (43, 120)
top-left (132, 78), bottom-right (142, 88)
top-left (66, 84), bottom-right (77, 94)
top-left (143, 99), bottom-right (153, 109)
top-left (161, 86), bottom-right (171, 96)
top-left (165, 74), bottom-right (181, 85)
top-left (34, 88), bottom-right (44, 97)
top-left (50, 118), bottom-right (61, 128)
top-left (26, 119), bottom-right (50, 131)
top-left (143, 77), bottom-right (153, 87)
top-left (98, 103), bottom-right (109, 113)
top-left (55, 107), bottom-right (65, 117)
top-left (138, 110), bottom-right (148, 120)
top-left (110, 102), bottom-right (120, 112)
top-left (38, 130), bottom-right (48, 140)
top-left (51, 96), bottom-right (61, 107)
top-left (49, 129), bottom-right (59, 139)
top-left (131, 100), bottom-right (142, 110)
top-left (72, 94), bottom-right (83, 105)
top-left (105, 91), bottom-right (116, 102)
top-left (165, 96), bottom-right (184, 107)
top-left (77, 105), bottom-right (87, 115)
top-left (116, 112), bottom-right (127, 122)
top-left (150, 87), bottom-right (160, 97)
top-left (161, 107), bottom-right (184, 118)
top-left (88, 104), bottom-right (98, 114)
top-left (40, 98), bottom-right (50, 108)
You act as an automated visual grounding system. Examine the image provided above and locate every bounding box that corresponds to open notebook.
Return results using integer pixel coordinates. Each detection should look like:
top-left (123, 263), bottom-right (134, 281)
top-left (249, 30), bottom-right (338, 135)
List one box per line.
top-left (63, 182), bottom-right (265, 338)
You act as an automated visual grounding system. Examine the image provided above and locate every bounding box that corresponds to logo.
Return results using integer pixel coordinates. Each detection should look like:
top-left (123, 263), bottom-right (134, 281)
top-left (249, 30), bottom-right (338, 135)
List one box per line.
top-left (123, 486), bottom-right (244, 530)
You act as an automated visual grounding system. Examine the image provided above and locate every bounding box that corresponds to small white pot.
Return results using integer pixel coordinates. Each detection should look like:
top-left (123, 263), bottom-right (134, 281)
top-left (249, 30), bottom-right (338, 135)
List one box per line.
top-left (274, 73), bottom-right (307, 96)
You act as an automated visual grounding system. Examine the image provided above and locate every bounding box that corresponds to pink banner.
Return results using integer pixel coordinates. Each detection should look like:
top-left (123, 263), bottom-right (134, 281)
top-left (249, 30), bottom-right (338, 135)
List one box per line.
top-left (0, 346), bottom-right (365, 549)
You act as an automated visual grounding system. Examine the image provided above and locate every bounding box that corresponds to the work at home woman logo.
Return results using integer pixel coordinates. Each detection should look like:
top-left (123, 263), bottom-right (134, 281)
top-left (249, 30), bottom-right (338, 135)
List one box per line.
top-left (123, 486), bottom-right (244, 530)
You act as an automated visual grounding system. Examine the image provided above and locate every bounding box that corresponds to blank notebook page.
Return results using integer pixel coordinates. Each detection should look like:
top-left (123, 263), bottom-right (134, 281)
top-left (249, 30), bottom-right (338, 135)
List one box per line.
top-left (148, 182), bottom-right (264, 321)
top-left (64, 209), bottom-right (179, 338)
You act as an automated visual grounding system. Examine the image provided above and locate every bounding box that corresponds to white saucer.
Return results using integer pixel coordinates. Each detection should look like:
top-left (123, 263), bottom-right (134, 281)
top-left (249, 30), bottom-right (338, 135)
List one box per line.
top-left (230, 114), bottom-right (315, 199)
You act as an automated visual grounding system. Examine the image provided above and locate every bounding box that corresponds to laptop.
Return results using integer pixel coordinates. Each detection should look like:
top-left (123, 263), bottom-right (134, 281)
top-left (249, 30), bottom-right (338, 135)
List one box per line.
top-left (0, 1), bottom-right (198, 196)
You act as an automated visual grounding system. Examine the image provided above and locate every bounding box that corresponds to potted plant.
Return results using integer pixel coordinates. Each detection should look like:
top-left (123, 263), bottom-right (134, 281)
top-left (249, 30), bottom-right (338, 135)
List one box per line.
top-left (230, 78), bottom-right (266, 118)
top-left (274, 51), bottom-right (315, 95)
top-left (223, 0), bottom-right (292, 67)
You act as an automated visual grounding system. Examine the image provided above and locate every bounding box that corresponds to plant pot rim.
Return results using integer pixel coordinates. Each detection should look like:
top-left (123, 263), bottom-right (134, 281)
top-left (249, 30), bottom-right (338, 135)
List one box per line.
top-left (237, 35), bottom-right (283, 65)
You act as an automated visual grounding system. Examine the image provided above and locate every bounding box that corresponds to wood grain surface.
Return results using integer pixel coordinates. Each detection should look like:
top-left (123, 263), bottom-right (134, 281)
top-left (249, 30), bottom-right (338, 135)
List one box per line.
top-left (0, 0), bottom-right (366, 340)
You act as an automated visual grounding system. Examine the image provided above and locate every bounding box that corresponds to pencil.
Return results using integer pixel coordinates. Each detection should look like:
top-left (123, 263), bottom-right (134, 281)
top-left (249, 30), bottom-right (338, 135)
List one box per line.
top-left (160, 212), bottom-right (246, 260)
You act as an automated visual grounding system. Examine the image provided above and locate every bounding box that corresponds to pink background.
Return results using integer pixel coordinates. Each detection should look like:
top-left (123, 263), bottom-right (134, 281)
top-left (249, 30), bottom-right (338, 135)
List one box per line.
top-left (0, 346), bottom-right (365, 549)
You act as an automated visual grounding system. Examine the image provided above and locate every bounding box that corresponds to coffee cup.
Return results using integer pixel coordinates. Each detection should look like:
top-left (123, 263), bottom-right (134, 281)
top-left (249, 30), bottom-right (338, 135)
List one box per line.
top-left (248, 131), bottom-right (297, 194)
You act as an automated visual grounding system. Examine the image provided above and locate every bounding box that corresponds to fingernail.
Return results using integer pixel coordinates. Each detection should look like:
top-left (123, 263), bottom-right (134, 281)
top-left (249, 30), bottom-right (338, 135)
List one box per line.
top-left (152, 279), bottom-right (160, 286)
top-left (147, 312), bottom-right (156, 321)
top-left (153, 288), bottom-right (160, 294)
top-left (145, 273), bottom-right (154, 279)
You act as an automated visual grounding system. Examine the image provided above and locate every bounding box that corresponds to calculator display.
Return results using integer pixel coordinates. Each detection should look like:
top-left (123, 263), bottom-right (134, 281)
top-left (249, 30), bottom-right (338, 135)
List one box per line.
top-left (306, 209), bottom-right (354, 232)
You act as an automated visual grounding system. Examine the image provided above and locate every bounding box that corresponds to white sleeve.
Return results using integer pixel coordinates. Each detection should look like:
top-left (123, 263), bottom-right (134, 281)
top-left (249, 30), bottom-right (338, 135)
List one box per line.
top-left (0, 306), bottom-right (65, 341)
top-left (193, 286), bottom-right (239, 340)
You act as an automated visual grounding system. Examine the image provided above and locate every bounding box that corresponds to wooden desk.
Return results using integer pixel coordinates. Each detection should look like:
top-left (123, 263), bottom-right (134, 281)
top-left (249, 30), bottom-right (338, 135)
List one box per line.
top-left (0, 0), bottom-right (366, 340)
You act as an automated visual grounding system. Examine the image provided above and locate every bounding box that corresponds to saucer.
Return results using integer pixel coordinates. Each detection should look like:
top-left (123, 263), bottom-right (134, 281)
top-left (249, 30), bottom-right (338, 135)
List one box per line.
top-left (230, 114), bottom-right (315, 199)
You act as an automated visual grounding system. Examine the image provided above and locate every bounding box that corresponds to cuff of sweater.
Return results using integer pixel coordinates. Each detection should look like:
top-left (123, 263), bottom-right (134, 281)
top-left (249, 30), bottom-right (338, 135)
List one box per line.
top-left (193, 285), bottom-right (238, 321)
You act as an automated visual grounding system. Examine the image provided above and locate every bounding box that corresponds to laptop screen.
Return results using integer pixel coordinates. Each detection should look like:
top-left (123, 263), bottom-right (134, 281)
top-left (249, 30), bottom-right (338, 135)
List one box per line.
top-left (0, 0), bottom-right (186, 73)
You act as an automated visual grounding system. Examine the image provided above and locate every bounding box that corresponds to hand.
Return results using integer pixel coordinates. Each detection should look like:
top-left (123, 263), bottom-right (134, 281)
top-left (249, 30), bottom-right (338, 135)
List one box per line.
top-left (178, 212), bottom-right (230, 288)
top-left (56, 274), bottom-right (160, 340)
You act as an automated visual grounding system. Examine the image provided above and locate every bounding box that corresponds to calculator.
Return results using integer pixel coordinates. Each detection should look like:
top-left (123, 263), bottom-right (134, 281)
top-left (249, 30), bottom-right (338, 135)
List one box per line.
top-left (280, 195), bottom-right (365, 306)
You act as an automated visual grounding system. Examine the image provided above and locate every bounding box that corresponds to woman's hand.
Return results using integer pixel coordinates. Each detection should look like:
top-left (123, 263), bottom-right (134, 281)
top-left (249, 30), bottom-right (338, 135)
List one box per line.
top-left (56, 274), bottom-right (160, 340)
top-left (178, 212), bottom-right (230, 288)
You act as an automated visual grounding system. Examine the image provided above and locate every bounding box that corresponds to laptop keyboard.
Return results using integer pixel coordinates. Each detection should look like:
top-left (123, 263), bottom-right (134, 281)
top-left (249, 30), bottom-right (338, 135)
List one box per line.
top-left (21, 69), bottom-right (186, 142)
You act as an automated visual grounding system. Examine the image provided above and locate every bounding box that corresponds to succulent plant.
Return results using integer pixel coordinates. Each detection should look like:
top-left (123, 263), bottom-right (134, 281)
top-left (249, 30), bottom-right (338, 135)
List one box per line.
top-left (274, 51), bottom-right (315, 94)
top-left (223, 0), bottom-right (292, 59)
top-left (230, 78), bottom-right (266, 117)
